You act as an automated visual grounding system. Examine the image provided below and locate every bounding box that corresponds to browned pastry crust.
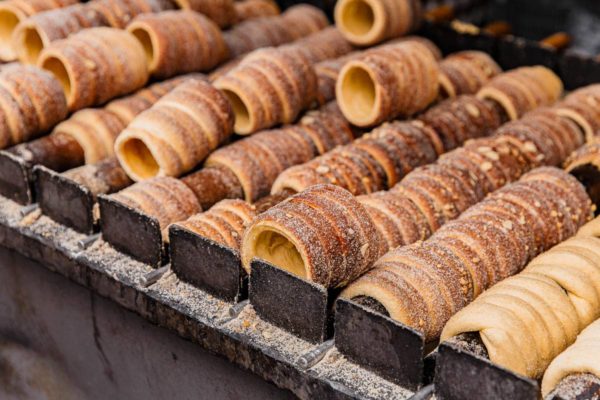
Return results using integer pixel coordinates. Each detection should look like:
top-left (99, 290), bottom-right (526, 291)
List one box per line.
top-left (214, 46), bottom-right (318, 134)
top-left (334, 0), bottom-right (422, 46)
top-left (13, 4), bottom-right (106, 64)
top-left (87, 0), bottom-right (174, 29)
top-left (106, 73), bottom-right (200, 125)
top-left (336, 40), bottom-right (440, 127)
top-left (477, 66), bottom-right (563, 121)
top-left (272, 120), bottom-right (442, 195)
top-left (0, 0), bottom-right (78, 61)
top-left (180, 165), bottom-right (244, 210)
top-left (418, 95), bottom-right (503, 152)
top-left (438, 51), bottom-right (502, 98)
top-left (109, 176), bottom-right (202, 239)
top-left (279, 27), bottom-right (354, 65)
top-left (565, 141), bottom-right (600, 173)
top-left (115, 78), bottom-right (234, 181)
top-left (170, 0), bottom-right (236, 28)
top-left (241, 184), bottom-right (383, 287)
top-left (206, 102), bottom-right (354, 201)
top-left (222, 4), bottom-right (328, 58)
top-left (37, 27), bottom-right (149, 111)
top-left (554, 84), bottom-right (600, 141)
top-left (63, 157), bottom-right (132, 197)
top-left (0, 63), bottom-right (67, 148)
top-left (127, 10), bottom-right (228, 79)
top-left (175, 199), bottom-right (257, 250)
top-left (343, 167), bottom-right (593, 341)
top-left (233, 0), bottom-right (279, 23)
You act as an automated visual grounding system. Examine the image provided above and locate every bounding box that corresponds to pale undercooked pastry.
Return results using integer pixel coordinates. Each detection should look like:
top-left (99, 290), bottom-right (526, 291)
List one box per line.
top-left (109, 176), bottom-right (202, 239)
top-left (334, 0), bottom-right (421, 46)
top-left (222, 4), bottom-right (328, 58)
top-left (37, 27), bottom-right (149, 111)
top-left (442, 232), bottom-right (600, 381)
top-left (438, 51), bottom-right (502, 98)
top-left (346, 167), bottom-right (592, 341)
top-left (175, 199), bottom-right (257, 250)
top-left (205, 102), bottom-right (354, 201)
top-left (127, 10), bottom-right (228, 79)
top-left (214, 46), bottom-right (318, 134)
top-left (12, 0), bottom-right (173, 64)
top-left (0, 63), bottom-right (67, 148)
top-left (0, 0), bottom-right (77, 61)
top-left (241, 184), bottom-right (383, 287)
top-left (336, 40), bottom-right (439, 127)
top-left (115, 78), bottom-right (234, 181)
top-left (477, 66), bottom-right (563, 120)
top-left (542, 319), bottom-right (600, 397)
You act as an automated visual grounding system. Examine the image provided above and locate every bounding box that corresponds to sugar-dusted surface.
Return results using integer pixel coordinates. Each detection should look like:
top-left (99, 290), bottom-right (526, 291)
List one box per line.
top-left (0, 194), bottom-right (413, 400)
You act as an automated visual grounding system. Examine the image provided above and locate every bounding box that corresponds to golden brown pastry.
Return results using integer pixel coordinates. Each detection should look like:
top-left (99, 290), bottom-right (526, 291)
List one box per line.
top-left (180, 165), bottom-right (244, 210)
top-left (13, 4), bottom-right (105, 64)
top-left (336, 40), bottom-right (439, 127)
top-left (170, 0), bottom-right (235, 28)
top-left (334, 0), bottom-right (421, 46)
top-left (542, 319), bottom-right (600, 397)
top-left (222, 4), bottom-right (329, 58)
top-left (38, 27), bottom-right (149, 111)
top-left (109, 176), bottom-right (202, 239)
top-left (554, 84), bottom-right (600, 141)
top-left (214, 46), bottom-right (318, 134)
top-left (233, 0), bottom-right (279, 22)
top-left (63, 157), bottom-right (132, 197)
top-left (205, 102), bottom-right (354, 201)
top-left (438, 51), bottom-right (502, 98)
top-left (0, 63), bottom-right (67, 149)
top-left (115, 78), bottom-right (234, 181)
top-left (279, 27), bottom-right (354, 65)
top-left (0, 0), bottom-right (77, 61)
top-left (241, 184), bottom-right (383, 287)
top-left (477, 66), bottom-right (563, 120)
top-left (345, 167), bottom-right (593, 341)
top-left (127, 10), bottom-right (228, 79)
top-left (272, 120), bottom-right (442, 195)
top-left (87, 0), bottom-right (174, 29)
top-left (175, 199), bottom-right (257, 250)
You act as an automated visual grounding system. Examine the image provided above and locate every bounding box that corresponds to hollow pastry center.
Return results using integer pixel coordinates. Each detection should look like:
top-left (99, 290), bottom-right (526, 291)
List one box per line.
top-left (253, 230), bottom-right (307, 279)
top-left (119, 138), bottom-right (160, 180)
top-left (41, 56), bottom-right (72, 101)
top-left (130, 27), bottom-right (156, 68)
top-left (222, 89), bottom-right (251, 133)
top-left (340, 65), bottom-right (376, 122)
top-left (0, 10), bottom-right (19, 48)
top-left (339, 0), bottom-right (375, 36)
top-left (21, 27), bottom-right (44, 64)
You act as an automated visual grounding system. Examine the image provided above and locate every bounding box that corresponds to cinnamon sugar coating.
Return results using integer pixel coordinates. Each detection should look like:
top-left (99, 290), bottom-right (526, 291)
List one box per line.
top-left (37, 27), bottom-right (149, 111)
top-left (233, 0), bottom-right (279, 23)
top-left (222, 4), bottom-right (328, 58)
top-left (13, 0), bottom-right (173, 64)
top-left (0, 64), bottom-right (67, 148)
top-left (554, 84), bottom-right (600, 141)
top-left (214, 46), bottom-right (318, 134)
top-left (206, 102), bottom-right (354, 201)
top-left (241, 184), bottom-right (383, 287)
top-left (170, 0), bottom-right (235, 28)
top-left (345, 167), bottom-right (592, 341)
top-left (334, 0), bottom-right (422, 46)
top-left (175, 199), bottom-right (257, 251)
top-left (336, 40), bottom-right (440, 127)
top-left (115, 78), bottom-right (234, 181)
top-left (438, 51), bottom-right (502, 98)
top-left (477, 66), bottom-right (563, 120)
top-left (109, 176), bottom-right (202, 239)
top-left (0, 0), bottom-right (78, 61)
top-left (127, 11), bottom-right (228, 79)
